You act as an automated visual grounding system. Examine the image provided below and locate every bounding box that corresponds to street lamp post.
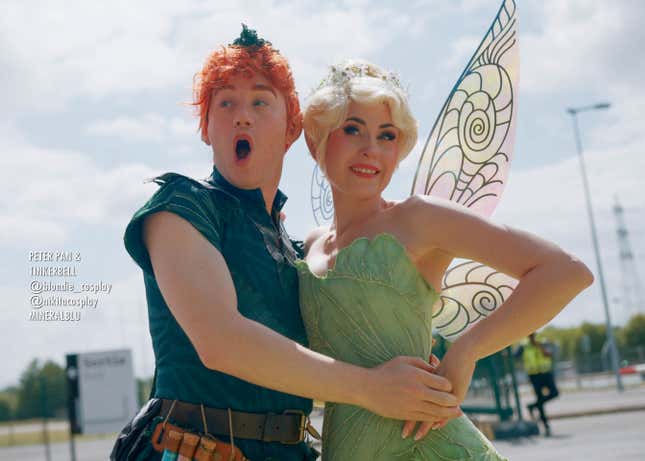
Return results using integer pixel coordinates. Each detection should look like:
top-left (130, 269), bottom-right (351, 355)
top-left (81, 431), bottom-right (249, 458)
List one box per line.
top-left (566, 103), bottom-right (624, 392)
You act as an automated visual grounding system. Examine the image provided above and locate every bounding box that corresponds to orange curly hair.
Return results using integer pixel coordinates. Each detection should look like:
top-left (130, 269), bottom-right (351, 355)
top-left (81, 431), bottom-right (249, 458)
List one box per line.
top-left (193, 43), bottom-right (302, 142)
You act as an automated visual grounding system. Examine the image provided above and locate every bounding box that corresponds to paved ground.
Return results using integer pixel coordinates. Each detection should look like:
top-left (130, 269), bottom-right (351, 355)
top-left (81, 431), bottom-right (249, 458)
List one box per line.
top-left (2, 386), bottom-right (644, 460)
top-left (3, 411), bottom-right (643, 460)
top-left (493, 410), bottom-right (645, 460)
top-left (518, 384), bottom-right (645, 419)
top-left (0, 435), bottom-right (113, 461)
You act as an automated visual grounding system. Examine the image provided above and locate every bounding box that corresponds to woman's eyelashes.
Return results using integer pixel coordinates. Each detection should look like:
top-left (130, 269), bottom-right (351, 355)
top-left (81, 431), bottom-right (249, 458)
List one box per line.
top-left (378, 130), bottom-right (397, 141)
top-left (342, 124), bottom-right (397, 142)
top-left (343, 124), bottom-right (360, 136)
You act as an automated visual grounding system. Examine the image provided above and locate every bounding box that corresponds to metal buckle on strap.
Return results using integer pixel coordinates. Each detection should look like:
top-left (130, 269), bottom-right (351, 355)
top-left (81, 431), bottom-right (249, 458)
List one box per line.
top-left (282, 409), bottom-right (307, 444)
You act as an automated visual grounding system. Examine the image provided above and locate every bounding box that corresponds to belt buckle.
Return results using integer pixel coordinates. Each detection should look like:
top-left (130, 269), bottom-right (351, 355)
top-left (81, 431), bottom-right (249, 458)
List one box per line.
top-left (282, 409), bottom-right (306, 445)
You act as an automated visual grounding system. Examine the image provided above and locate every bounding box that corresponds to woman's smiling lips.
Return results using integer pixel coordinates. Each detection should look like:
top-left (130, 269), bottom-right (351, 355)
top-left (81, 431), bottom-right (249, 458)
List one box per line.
top-left (349, 163), bottom-right (380, 177)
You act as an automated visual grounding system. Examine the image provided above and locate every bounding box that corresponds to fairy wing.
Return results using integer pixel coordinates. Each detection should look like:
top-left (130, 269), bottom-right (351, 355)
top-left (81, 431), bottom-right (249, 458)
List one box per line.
top-left (411, 0), bottom-right (518, 214)
top-left (308, 1), bottom-right (520, 339)
top-left (310, 164), bottom-right (333, 226)
top-left (412, 0), bottom-right (520, 340)
top-left (431, 261), bottom-right (517, 340)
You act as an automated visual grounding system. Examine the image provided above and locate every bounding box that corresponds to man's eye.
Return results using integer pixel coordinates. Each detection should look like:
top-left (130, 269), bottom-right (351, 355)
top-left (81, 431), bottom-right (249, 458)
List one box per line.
top-left (379, 131), bottom-right (397, 141)
top-left (343, 125), bottom-right (360, 135)
top-left (253, 99), bottom-right (268, 107)
top-left (219, 100), bottom-right (232, 108)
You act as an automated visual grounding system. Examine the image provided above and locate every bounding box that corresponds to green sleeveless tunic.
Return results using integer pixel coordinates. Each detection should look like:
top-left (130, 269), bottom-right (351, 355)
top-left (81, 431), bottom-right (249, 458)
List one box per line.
top-left (296, 234), bottom-right (507, 460)
top-left (123, 165), bottom-right (317, 460)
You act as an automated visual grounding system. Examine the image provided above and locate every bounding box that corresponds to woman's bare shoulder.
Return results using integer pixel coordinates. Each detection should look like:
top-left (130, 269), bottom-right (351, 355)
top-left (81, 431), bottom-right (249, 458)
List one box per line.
top-left (386, 195), bottom-right (480, 255)
top-left (392, 195), bottom-right (479, 226)
top-left (389, 195), bottom-right (441, 218)
top-left (396, 194), bottom-right (461, 209)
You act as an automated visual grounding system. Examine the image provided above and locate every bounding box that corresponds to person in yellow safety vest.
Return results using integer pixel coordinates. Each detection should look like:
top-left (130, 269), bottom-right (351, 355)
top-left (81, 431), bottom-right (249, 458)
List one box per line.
top-left (514, 332), bottom-right (559, 436)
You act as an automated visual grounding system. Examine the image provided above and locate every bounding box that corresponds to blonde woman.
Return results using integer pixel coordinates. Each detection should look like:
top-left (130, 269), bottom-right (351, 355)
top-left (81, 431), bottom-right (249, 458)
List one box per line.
top-left (297, 60), bottom-right (593, 460)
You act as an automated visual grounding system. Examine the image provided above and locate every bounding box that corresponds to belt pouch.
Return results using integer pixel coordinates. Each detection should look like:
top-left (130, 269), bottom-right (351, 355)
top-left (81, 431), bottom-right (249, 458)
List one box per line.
top-left (161, 430), bottom-right (183, 461)
top-left (177, 432), bottom-right (200, 461)
top-left (194, 436), bottom-right (217, 461)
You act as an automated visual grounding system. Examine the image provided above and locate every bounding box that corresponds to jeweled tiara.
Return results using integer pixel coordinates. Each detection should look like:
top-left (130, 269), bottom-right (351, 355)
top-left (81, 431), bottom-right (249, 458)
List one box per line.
top-left (315, 61), bottom-right (405, 96)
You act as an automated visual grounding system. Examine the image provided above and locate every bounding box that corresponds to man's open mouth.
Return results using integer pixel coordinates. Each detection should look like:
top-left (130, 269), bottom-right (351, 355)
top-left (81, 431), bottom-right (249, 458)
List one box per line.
top-left (235, 138), bottom-right (252, 160)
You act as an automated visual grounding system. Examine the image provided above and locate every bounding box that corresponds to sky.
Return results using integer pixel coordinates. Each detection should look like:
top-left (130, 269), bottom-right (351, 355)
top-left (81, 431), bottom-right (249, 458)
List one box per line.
top-left (1, 0), bottom-right (644, 388)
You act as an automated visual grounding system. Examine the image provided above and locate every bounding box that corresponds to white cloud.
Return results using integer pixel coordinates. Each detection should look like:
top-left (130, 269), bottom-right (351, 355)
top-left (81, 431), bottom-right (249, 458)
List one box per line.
top-left (87, 113), bottom-right (195, 143)
top-left (1, 0), bottom-right (412, 114)
top-left (0, 0), bottom-right (198, 111)
top-left (492, 139), bottom-right (645, 326)
top-left (521, 1), bottom-right (645, 94)
top-left (457, 0), bottom-right (504, 13)
top-left (0, 123), bottom-right (176, 247)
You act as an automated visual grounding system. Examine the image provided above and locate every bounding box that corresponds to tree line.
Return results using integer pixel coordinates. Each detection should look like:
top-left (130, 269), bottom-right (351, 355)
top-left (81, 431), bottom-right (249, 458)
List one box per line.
top-left (1, 314), bottom-right (644, 422)
top-left (0, 359), bottom-right (152, 422)
top-left (539, 313), bottom-right (645, 370)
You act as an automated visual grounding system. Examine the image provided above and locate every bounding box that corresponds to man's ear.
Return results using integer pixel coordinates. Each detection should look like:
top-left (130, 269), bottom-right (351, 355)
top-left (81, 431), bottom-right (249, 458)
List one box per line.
top-left (284, 121), bottom-right (300, 152)
top-left (201, 127), bottom-right (211, 146)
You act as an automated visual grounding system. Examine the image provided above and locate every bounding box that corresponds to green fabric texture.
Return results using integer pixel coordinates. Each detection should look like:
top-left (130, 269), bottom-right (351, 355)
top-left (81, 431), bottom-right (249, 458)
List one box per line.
top-left (296, 233), bottom-right (508, 460)
top-left (123, 166), bottom-right (316, 460)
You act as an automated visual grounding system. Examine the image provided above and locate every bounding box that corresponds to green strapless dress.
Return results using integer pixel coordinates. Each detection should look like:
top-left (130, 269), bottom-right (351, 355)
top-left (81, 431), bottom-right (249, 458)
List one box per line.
top-left (295, 233), bottom-right (508, 460)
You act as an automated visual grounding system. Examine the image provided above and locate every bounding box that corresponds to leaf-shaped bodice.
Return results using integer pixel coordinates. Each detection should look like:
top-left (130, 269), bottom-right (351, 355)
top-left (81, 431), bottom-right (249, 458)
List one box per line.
top-left (296, 233), bottom-right (438, 367)
top-left (296, 234), bottom-right (507, 460)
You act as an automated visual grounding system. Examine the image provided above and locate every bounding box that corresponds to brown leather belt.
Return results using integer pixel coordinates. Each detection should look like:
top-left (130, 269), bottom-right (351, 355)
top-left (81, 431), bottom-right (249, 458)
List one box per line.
top-left (159, 399), bottom-right (319, 445)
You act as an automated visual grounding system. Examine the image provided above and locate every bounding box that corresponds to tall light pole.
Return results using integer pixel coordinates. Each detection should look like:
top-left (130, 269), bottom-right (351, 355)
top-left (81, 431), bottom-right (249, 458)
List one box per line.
top-left (566, 103), bottom-right (624, 392)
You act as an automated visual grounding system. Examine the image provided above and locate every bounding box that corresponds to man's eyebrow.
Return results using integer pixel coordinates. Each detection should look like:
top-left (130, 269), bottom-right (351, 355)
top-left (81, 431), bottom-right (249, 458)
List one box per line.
top-left (214, 85), bottom-right (235, 94)
top-left (253, 84), bottom-right (277, 97)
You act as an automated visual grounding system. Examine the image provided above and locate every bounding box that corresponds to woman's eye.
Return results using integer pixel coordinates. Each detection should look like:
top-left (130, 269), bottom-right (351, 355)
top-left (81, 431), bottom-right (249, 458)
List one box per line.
top-left (219, 100), bottom-right (232, 108)
top-left (343, 125), bottom-right (360, 136)
top-left (379, 131), bottom-right (397, 141)
top-left (253, 99), bottom-right (268, 107)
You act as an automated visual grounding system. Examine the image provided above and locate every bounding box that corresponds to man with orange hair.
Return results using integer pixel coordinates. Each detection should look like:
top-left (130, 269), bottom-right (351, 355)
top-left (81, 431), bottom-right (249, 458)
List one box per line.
top-left (111, 26), bottom-right (459, 460)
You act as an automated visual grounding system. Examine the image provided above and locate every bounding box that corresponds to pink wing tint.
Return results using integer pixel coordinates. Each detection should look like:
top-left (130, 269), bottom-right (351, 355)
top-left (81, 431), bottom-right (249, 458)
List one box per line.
top-left (412, 0), bottom-right (521, 340)
top-left (412, 0), bottom-right (519, 219)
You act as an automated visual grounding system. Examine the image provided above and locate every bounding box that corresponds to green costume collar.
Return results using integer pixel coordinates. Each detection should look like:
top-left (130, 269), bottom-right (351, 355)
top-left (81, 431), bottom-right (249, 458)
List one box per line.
top-left (207, 164), bottom-right (287, 213)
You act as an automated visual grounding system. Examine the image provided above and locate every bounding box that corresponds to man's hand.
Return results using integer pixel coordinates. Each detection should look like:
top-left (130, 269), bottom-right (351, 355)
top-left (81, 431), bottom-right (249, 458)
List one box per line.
top-left (361, 356), bottom-right (461, 423)
top-left (400, 350), bottom-right (461, 441)
top-left (403, 342), bottom-right (476, 441)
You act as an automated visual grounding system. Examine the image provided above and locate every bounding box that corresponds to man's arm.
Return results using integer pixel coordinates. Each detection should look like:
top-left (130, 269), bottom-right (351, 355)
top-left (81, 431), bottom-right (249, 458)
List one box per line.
top-left (143, 211), bottom-right (461, 423)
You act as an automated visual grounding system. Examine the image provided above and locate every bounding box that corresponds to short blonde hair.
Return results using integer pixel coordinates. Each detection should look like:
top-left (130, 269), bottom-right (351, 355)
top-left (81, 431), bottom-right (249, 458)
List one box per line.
top-left (303, 59), bottom-right (418, 171)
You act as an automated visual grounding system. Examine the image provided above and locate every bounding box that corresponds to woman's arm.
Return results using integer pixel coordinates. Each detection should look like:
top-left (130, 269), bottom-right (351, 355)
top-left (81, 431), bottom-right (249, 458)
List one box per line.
top-left (303, 225), bottom-right (327, 254)
top-left (143, 211), bottom-right (461, 423)
top-left (403, 196), bottom-right (594, 400)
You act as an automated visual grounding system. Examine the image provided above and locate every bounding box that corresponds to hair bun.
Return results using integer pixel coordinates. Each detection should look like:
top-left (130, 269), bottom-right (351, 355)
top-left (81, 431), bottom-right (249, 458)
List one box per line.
top-left (231, 23), bottom-right (272, 48)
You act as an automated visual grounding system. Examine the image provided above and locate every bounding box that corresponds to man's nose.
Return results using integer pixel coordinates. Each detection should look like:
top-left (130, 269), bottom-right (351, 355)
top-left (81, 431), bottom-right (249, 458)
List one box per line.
top-left (234, 108), bottom-right (253, 127)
